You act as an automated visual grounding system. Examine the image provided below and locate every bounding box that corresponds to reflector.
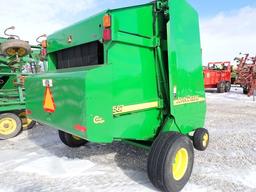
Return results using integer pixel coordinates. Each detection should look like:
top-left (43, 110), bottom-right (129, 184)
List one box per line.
top-left (42, 40), bottom-right (47, 48)
top-left (103, 29), bottom-right (111, 41)
top-left (103, 14), bottom-right (111, 28)
top-left (43, 86), bottom-right (56, 113)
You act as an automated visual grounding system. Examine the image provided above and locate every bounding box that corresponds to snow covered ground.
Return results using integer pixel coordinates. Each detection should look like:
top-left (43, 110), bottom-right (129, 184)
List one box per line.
top-left (0, 87), bottom-right (256, 192)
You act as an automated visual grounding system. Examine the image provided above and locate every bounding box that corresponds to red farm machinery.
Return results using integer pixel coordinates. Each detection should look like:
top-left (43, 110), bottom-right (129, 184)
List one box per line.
top-left (204, 61), bottom-right (232, 93)
top-left (234, 54), bottom-right (256, 96)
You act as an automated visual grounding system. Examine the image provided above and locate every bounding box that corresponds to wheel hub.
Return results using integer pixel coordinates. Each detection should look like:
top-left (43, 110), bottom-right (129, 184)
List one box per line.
top-left (0, 118), bottom-right (17, 135)
top-left (172, 148), bottom-right (189, 181)
top-left (202, 133), bottom-right (209, 147)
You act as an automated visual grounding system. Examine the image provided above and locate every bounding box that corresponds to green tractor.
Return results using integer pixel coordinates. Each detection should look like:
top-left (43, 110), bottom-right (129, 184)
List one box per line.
top-left (0, 27), bottom-right (46, 139)
top-left (25, 0), bottom-right (209, 191)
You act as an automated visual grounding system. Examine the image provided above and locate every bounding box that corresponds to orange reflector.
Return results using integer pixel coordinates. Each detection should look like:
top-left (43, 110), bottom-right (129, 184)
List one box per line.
top-left (74, 124), bottom-right (87, 132)
top-left (103, 14), bottom-right (111, 28)
top-left (43, 86), bottom-right (56, 113)
top-left (25, 109), bottom-right (32, 115)
top-left (42, 40), bottom-right (47, 48)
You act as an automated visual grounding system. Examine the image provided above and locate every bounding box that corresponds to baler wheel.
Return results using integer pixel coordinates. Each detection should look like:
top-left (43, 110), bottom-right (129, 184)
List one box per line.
top-left (217, 81), bottom-right (225, 93)
top-left (58, 130), bottom-right (88, 148)
top-left (0, 113), bottom-right (22, 140)
top-left (147, 132), bottom-right (194, 192)
top-left (19, 111), bottom-right (36, 130)
top-left (225, 81), bottom-right (231, 92)
top-left (193, 128), bottom-right (209, 151)
top-left (0, 39), bottom-right (31, 57)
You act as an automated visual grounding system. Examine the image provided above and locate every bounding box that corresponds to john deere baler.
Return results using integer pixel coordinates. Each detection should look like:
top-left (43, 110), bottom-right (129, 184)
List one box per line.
top-left (25, 0), bottom-right (208, 191)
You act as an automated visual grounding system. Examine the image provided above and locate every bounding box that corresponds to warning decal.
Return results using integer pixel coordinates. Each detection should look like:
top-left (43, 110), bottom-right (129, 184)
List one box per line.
top-left (43, 86), bottom-right (56, 113)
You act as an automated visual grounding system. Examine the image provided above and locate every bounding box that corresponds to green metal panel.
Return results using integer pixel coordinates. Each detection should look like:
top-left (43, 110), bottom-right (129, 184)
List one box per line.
top-left (47, 11), bottom-right (107, 54)
top-left (108, 41), bottom-right (160, 141)
top-left (167, 0), bottom-right (206, 133)
top-left (26, 70), bottom-right (88, 139)
top-left (110, 4), bottom-right (155, 48)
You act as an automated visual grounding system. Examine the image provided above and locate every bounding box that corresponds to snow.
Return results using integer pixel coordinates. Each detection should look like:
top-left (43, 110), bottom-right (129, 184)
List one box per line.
top-left (0, 87), bottom-right (255, 192)
top-left (14, 156), bottom-right (95, 177)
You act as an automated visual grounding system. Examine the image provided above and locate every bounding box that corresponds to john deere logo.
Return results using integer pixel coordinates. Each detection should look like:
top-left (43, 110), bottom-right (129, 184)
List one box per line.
top-left (67, 35), bottom-right (72, 43)
top-left (93, 116), bottom-right (105, 124)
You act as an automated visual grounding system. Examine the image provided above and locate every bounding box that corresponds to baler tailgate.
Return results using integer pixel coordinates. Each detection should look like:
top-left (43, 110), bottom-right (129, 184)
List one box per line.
top-left (167, 0), bottom-right (206, 132)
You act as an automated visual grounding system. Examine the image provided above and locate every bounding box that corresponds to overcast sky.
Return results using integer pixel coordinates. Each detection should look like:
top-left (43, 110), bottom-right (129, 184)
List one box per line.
top-left (0, 0), bottom-right (255, 64)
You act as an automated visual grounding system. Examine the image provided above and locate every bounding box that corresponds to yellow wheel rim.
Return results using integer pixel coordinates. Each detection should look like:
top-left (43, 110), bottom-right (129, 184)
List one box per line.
top-left (18, 48), bottom-right (26, 56)
top-left (19, 111), bottom-right (33, 129)
top-left (72, 135), bottom-right (82, 141)
top-left (172, 148), bottom-right (189, 181)
top-left (202, 133), bottom-right (209, 147)
top-left (22, 118), bottom-right (33, 129)
top-left (0, 117), bottom-right (17, 135)
top-left (6, 48), bottom-right (16, 56)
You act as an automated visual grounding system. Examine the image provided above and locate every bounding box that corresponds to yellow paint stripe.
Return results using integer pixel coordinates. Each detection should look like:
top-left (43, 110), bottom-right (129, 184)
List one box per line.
top-left (113, 101), bottom-right (159, 115)
top-left (173, 96), bottom-right (205, 106)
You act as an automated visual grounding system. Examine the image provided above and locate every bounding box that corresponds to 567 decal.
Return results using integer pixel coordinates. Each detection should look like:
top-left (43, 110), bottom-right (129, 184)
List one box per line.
top-left (113, 105), bottom-right (124, 115)
top-left (112, 102), bottom-right (158, 115)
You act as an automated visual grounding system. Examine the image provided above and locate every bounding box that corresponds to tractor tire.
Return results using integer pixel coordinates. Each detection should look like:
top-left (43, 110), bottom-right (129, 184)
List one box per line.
top-left (225, 81), bottom-right (231, 92)
top-left (217, 81), bottom-right (225, 93)
top-left (0, 113), bottom-right (22, 140)
top-left (0, 39), bottom-right (31, 57)
top-left (58, 130), bottom-right (88, 148)
top-left (193, 128), bottom-right (209, 151)
top-left (147, 132), bottom-right (194, 192)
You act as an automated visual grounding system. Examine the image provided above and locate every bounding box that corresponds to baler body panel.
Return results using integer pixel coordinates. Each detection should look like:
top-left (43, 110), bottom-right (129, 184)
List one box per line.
top-left (26, 4), bottom-right (161, 143)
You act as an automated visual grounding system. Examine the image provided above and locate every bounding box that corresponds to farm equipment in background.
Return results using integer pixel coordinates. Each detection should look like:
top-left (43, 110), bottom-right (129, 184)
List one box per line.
top-left (0, 26), bottom-right (46, 139)
top-left (231, 65), bottom-right (238, 84)
top-left (25, 0), bottom-right (208, 191)
top-left (204, 61), bottom-right (232, 93)
top-left (234, 54), bottom-right (256, 96)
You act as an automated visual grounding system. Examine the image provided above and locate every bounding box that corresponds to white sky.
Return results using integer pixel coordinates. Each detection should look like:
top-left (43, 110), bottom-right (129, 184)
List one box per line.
top-left (200, 6), bottom-right (256, 64)
top-left (0, 1), bottom-right (255, 64)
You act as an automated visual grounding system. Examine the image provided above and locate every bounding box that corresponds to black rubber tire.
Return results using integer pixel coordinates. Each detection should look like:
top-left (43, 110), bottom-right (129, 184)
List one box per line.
top-left (147, 132), bottom-right (194, 192)
top-left (0, 113), bottom-right (22, 140)
top-left (193, 128), bottom-right (209, 151)
top-left (231, 77), bottom-right (236, 84)
top-left (18, 111), bottom-right (36, 130)
top-left (225, 81), bottom-right (231, 92)
top-left (243, 87), bottom-right (248, 95)
top-left (0, 39), bottom-right (31, 57)
top-left (25, 120), bottom-right (36, 130)
top-left (217, 81), bottom-right (226, 93)
top-left (58, 130), bottom-right (88, 148)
